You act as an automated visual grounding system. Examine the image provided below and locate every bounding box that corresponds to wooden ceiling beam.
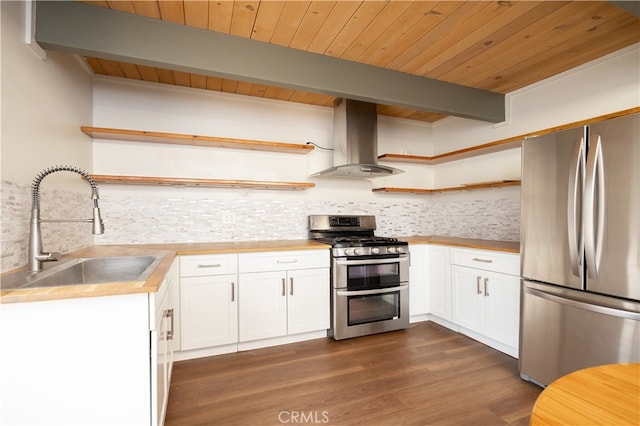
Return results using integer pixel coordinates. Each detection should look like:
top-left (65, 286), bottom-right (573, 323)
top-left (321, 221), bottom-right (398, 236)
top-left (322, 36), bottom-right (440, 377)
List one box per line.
top-left (35, 1), bottom-right (505, 123)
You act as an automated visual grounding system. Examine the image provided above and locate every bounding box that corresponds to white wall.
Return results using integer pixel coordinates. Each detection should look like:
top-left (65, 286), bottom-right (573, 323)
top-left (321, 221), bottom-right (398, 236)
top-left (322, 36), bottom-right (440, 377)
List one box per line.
top-left (1, 1), bottom-right (94, 272)
top-left (89, 78), bottom-right (452, 246)
top-left (0, 1), bottom-right (93, 187)
top-left (431, 44), bottom-right (640, 188)
top-left (92, 76), bottom-right (435, 201)
top-left (89, 44), bottom-right (639, 247)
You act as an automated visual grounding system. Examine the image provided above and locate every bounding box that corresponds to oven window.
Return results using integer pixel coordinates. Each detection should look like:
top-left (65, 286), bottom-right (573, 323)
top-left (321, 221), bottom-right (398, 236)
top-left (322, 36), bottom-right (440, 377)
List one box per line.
top-left (347, 292), bottom-right (400, 326)
top-left (347, 263), bottom-right (400, 290)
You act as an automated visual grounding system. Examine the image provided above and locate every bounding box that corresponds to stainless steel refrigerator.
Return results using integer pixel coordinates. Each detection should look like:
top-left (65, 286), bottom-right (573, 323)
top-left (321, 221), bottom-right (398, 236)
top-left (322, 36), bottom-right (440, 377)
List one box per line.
top-left (519, 113), bottom-right (640, 387)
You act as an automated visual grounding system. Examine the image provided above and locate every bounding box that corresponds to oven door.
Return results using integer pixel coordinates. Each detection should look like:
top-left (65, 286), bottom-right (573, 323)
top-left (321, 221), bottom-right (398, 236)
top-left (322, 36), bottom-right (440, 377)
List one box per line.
top-left (333, 255), bottom-right (409, 290)
top-left (332, 285), bottom-right (409, 340)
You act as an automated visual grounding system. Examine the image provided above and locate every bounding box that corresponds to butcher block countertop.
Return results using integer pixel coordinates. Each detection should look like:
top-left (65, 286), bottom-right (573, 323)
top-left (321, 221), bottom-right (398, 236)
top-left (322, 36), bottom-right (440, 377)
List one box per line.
top-left (0, 246), bottom-right (177, 305)
top-left (0, 240), bottom-right (328, 304)
top-left (403, 236), bottom-right (520, 253)
top-left (1, 237), bottom-right (517, 304)
top-left (132, 239), bottom-right (330, 255)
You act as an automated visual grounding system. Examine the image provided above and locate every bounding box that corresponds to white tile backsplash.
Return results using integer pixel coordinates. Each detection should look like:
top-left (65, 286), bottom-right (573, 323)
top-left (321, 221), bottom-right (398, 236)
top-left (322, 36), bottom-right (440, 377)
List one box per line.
top-left (1, 181), bottom-right (520, 272)
top-left (1, 181), bottom-right (94, 272)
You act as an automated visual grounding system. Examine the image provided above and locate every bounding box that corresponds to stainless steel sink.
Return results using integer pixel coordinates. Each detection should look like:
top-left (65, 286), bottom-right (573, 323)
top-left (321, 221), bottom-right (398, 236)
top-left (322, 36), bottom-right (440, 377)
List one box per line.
top-left (1, 255), bottom-right (162, 290)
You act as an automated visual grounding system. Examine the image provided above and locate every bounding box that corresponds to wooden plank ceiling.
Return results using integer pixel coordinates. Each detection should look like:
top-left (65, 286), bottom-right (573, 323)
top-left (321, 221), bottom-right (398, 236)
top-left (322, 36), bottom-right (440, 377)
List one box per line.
top-left (81, 1), bottom-right (639, 122)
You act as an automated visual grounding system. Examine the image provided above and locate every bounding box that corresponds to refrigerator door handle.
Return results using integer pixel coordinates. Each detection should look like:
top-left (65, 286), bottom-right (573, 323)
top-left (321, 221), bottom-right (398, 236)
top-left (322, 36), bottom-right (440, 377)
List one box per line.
top-left (585, 133), bottom-right (605, 279)
top-left (567, 136), bottom-right (585, 277)
top-left (526, 287), bottom-right (640, 321)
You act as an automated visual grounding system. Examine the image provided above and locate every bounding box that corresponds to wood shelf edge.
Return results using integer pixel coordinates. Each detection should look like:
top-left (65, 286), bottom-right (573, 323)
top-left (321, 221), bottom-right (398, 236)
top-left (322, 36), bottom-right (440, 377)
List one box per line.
top-left (372, 180), bottom-right (520, 194)
top-left (89, 174), bottom-right (315, 190)
top-left (378, 139), bottom-right (521, 165)
top-left (379, 107), bottom-right (640, 165)
top-left (81, 126), bottom-right (314, 154)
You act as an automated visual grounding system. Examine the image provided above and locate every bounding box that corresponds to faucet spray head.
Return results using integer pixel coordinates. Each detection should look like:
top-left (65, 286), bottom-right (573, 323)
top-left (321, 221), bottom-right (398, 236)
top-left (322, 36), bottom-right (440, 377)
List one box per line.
top-left (92, 208), bottom-right (105, 235)
top-left (92, 195), bottom-right (105, 235)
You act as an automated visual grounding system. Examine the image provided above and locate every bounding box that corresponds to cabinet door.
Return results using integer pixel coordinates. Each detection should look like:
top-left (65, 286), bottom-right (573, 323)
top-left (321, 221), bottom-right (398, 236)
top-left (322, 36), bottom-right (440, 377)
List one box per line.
top-left (429, 246), bottom-right (452, 321)
top-left (157, 290), bottom-right (170, 426)
top-left (483, 271), bottom-right (520, 349)
top-left (181, 274), bottom-right (238, 350)
top-left (452, 266), bottom-right (483, 334)
top-left (239, 271), bottom-right (287, 342)
top-left (168, 260), bottom-right (181, 352)
top-left (287, 268), bottom-right (330, 335)
top-left (409, 245), bottom-right (429, 319)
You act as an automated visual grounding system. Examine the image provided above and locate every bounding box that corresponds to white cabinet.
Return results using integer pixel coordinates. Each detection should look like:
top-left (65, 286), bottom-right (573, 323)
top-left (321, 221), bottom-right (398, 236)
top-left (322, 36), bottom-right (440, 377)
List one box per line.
top-left (238, 270), bottom-right (288, 341)
top-left (0, 257), bottom-right (178, 426)
top-left (409, 245), bottom-right (429, 322)
top-left (428, 245), bottom-right (453, 325)
top-left (288, 268), bottom-right (331, 334)
top-left (238, 250), bottom-right (329, 343)
top-left (153, 258), bottom-right (178, 426)
top-left (451, 248), bottom-right (520, 357)
top-left (179, 254), bottom-right (238, 350)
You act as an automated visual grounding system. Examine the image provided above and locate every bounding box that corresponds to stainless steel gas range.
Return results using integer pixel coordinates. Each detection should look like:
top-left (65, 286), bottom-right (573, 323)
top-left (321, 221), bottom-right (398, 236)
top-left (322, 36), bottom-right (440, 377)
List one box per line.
top-left (309, 215), bottom-right (410, 340)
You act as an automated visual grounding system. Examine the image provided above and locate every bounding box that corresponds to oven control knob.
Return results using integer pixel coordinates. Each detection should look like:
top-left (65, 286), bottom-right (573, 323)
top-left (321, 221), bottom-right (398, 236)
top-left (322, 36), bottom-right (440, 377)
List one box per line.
top-left (345, 248), bottom-right (355, 256)
top-left (396, 246), bottom-right (405, 254)
top-left (353, 248), bottom-right (362, 255)
top-left (388, 246), bottom-right (397, 254)
top-left (371, 247), bottom-right (380, 254)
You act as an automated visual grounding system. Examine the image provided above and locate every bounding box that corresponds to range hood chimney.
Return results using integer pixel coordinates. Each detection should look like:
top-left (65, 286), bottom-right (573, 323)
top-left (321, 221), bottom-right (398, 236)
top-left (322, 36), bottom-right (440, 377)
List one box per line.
top-left (312, 98), bottom-right (404, 178)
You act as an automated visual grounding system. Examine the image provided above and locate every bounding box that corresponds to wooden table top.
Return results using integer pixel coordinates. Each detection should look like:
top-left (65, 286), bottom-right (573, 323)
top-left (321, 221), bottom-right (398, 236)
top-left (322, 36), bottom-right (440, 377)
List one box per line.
top-left (530, 363), bottom-right (640, 425)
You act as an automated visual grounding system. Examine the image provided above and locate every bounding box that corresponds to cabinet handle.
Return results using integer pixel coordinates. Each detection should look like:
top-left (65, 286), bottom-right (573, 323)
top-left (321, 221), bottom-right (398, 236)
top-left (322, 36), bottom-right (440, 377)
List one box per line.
top-left (231, 282), bottom-right (235, 302)
top-left (476, 276), bottom-right (482, 294)
top-left (290, 277), bottom-right (294, 295)
top-left (277, 259), bottom-right (298, 264)
top-left (282, 278), bottom-right (286, 296)
top-left (484, 278), bottom-right (489, 297)
top-left (197, 263), bottom-right (221, 268)
top-left (165, 308), bottom-right (174, 341)
top-left (472, 258), bottom-right (493, 263)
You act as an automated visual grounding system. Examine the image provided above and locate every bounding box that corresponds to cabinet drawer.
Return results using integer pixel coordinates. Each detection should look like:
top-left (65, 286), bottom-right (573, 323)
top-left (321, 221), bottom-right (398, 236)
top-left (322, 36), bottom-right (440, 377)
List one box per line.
top-left (239, 250), bottom-right (329, 273)
top-left (180, 254), bottom-right (238, 277)
top-left (450, 248), bottom-right (519, 276)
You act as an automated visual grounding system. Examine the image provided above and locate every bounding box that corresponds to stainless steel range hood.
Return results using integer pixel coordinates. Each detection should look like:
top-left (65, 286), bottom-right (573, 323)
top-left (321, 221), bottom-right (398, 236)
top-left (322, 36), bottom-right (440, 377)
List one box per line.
top-left (312, 99), bottom-right (404, 178)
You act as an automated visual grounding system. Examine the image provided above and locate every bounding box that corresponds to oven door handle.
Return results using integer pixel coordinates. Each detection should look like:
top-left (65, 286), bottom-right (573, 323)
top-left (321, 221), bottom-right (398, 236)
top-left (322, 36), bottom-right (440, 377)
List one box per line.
top-left (335, 256), bottom-right (408, 266)
top-left (336, 285), bottom-right (408, 297)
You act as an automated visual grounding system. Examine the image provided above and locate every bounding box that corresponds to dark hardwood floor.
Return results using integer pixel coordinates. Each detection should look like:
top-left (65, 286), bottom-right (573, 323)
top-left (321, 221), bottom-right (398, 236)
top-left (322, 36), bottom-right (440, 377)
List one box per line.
top-left (165, 322), bottom-right (542, 426)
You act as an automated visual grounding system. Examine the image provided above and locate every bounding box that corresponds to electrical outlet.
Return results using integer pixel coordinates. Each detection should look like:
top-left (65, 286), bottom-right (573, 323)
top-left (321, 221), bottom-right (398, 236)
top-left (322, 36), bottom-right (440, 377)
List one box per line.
top-left (222, 212), bottom-right (235, 224)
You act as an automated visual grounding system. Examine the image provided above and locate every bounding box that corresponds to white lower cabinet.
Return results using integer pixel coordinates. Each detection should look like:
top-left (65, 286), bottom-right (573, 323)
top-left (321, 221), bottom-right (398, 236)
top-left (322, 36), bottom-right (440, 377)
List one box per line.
top-left (409, 245), bottom-right (429, 322)
top-left (287, 268), bottom-right (331, 334)
top-left (180, 274), bottom-right (238, 349)
top-left (238, 270), bottom-right (288, 341)
top-left (428, 245), bottom-right (453, 324)
top-left (238, 250), bottom-right (330, 343)
top-left (179, 254), bottom-right (238, 350)
top-left (451, 248), bottom-right (520, 357)
top-left (177, 250), bottom-right (330, 357)
top-left (238, 269), bottom-right (330, 341)
top-left (1, 257), bottom-right (178, 426)
top-left (154, 259), bottom-right (179, 426)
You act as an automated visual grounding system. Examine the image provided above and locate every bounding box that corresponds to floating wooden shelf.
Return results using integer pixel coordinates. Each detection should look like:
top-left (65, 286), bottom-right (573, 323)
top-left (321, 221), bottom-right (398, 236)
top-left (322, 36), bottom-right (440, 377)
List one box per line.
top-left (378, 137), bottom-right (522, 165)
top-left (378, 107), bottom-right (640, 165)
top-left (81, 126), bottom-right (314, 154)
top-left (89, 174), bottom-right (315, 191)
top-left (372, 180), bottom-right (520, 194)
top-left (379, 138), bottom-right (522, 165)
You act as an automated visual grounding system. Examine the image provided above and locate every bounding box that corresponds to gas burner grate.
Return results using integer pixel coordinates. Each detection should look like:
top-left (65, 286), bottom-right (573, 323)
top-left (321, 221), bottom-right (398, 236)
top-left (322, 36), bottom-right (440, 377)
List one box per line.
top-left (315, 236), bottom-right (402, 246)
